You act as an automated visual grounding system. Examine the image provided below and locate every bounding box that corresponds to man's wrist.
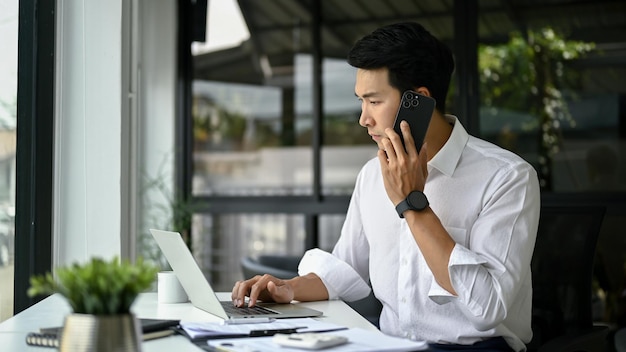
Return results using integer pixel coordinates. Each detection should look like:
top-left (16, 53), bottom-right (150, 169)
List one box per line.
top-left (288, 273), bottom-right (329, 301)
top-left (396, 191), bottom-right (429, 218)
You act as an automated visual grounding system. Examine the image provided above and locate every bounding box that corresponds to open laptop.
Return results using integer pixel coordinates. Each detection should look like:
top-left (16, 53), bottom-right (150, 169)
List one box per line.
top-left (150, 229), bottom-right (323, 321)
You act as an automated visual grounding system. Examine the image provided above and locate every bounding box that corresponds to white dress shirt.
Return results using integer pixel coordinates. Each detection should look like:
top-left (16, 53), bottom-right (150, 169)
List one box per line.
top-left (299, 116), bottom-right (540, 352)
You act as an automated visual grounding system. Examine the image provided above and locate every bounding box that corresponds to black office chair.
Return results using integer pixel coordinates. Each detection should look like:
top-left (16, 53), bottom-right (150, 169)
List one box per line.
top-left (240, 254), bottom-right (301, 280)
top-left (527, 204), bottom-right (609, 352)
top-left (240, 254), bottom-right (383, 327)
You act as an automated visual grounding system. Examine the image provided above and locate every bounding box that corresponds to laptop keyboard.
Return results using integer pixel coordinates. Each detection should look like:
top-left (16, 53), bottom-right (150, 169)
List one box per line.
top-left (221, 301), bottom-right (280, 316)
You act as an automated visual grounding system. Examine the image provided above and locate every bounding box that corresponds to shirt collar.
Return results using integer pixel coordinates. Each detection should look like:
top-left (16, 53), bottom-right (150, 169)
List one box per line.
top-left (427, 115), bottom-right (469, 177)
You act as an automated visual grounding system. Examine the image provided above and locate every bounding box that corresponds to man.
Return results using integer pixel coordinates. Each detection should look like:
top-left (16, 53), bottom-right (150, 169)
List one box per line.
top-left (232, 22), bottom-right (540, 352)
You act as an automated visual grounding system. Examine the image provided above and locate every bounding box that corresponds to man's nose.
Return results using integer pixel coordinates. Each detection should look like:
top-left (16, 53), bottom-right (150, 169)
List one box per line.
top-left (358, 109), bottom-right (372, 128)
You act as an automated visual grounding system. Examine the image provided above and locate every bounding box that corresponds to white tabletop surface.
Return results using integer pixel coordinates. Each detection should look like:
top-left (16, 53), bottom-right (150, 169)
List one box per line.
top-left (0, 292), bottom-right (379, 351)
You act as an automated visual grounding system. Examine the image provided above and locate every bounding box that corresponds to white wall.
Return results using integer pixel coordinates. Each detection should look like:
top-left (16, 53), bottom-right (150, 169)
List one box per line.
top-left (54, 0), bottom-right (176, 266)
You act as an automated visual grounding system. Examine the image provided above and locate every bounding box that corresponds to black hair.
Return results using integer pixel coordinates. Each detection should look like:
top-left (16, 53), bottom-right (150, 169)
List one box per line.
top-left (347, 22), bottom-right (454, 113)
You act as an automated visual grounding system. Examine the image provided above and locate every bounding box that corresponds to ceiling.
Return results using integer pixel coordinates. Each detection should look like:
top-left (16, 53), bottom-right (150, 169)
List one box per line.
top-left (193, 0), bottom-right (626, 86)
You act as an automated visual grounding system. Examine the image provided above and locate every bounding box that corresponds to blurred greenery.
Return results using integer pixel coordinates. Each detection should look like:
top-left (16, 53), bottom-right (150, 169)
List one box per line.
top-left (139, 157), bottom-right (201, 267)
top-left (28, 256), bottom-right (158, 315)
top-left (142, 167), bottom-right (199, 239)
top-left (479, 28), bottom-right (594, 189)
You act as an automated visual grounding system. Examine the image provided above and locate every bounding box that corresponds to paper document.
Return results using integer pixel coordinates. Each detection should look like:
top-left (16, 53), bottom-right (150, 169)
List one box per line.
top-left (181, 318), bottom-right (344, 339)
top-left (207, 327), bottom-right (428, 352)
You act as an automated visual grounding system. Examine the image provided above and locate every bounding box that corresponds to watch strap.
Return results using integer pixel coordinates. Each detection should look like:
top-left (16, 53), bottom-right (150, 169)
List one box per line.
top-left (395, 191), bottom-right (429, 218)
top-left (395, 199), bottom-right (411, 218)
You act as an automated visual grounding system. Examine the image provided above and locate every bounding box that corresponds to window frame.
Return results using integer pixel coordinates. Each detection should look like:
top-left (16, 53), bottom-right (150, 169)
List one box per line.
top-left (14, 0), bottom-right (56, 313)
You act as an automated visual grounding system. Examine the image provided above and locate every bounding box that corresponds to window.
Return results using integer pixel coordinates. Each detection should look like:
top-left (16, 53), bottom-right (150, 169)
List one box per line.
top-left (0, 0), bottom-right (18, 322)
top-left (477, 0), bottom-right (626, 328)
top-left (476, 23), bottom-right (626, 193)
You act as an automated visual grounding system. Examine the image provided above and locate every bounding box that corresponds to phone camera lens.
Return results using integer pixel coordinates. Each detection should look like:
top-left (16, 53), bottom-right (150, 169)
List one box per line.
top-left (412, 99), bottom-right (419, 107)
top-left (403, 100), bottom-right (411, 108)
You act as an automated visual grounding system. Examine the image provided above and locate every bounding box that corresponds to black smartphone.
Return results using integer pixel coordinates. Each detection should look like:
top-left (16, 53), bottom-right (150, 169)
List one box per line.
top-left (392, 90), bottom-right (436, 153)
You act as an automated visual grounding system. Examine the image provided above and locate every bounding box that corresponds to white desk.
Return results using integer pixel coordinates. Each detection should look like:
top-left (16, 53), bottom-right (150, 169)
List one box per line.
top-left (0, 292), bottom-right (379, 351)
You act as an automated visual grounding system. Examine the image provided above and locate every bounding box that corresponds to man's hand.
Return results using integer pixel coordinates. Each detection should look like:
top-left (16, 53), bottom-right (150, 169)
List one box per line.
top-left (231, 273), bottom-right (328, 307)
top-left (378, 120), bottom-right (429, 205)
top-left (231, 274), bottom-right (295, 307)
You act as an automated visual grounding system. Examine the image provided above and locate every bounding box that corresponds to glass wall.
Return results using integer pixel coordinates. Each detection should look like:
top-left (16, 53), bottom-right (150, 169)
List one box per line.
top-left (476, 21), bottom-right (625, 193)
top-left (192, 54), bottom-right (374, 197)
top-left (0, 0), bottom-right (18, 322)
top-left (320, 57), bottom-right (377, 195)
top-left (477, 0), bottom-right (626, 327)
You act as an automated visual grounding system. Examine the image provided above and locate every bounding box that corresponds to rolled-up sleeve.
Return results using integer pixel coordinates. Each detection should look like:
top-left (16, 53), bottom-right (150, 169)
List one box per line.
top-left (298, 248), bottom-right (371, 301)
top-left (296, 167), bottom-right (374, 302)
top-left (428, 163), bottom-right (540, 331)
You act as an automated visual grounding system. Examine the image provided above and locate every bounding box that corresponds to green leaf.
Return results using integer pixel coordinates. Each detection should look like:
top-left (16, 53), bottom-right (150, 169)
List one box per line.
top-left (28, 256), bottom-right (159, 315)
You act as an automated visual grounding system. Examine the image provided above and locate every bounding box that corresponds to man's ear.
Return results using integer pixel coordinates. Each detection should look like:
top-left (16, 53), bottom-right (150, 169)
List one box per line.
top-left (413, 87), bottom-right (432, 97)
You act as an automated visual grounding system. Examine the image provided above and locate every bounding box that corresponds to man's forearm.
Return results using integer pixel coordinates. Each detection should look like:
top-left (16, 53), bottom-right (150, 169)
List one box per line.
top-left (405, 207), bottom-right (457, 295)
top-left (288, 273), bottom-right (329, 302)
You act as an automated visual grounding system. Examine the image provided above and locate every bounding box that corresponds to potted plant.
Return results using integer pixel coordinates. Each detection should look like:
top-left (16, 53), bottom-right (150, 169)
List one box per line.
top-left (28, 256), bottom-right (159, 352)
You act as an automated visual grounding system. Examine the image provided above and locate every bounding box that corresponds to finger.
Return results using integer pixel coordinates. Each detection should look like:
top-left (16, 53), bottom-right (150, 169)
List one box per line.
top-left (381, 137), bottom-right (395, 162)
top-left (231, 281), bottom-right (240, 305)
top-left (232, 279), bottom-right (253, 307)
top-left (248, 274), bottom-right (273, 307)
top-left (377, 149), bottom-right (388, 166)
top-left (385, 127), bottom-right (403, 155)
top-left (401, 121), bottom-right (418, 156)
top-left (385, 127), bottom-right (407, 162)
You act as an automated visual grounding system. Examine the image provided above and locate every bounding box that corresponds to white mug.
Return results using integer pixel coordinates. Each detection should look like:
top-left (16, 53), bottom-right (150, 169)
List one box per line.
top-left (157, 271), bottom-right (188, 303)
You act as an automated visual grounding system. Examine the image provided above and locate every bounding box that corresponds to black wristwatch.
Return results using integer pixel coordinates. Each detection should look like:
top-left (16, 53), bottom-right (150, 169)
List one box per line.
top-left (395, 191), bottom-right (429, 218)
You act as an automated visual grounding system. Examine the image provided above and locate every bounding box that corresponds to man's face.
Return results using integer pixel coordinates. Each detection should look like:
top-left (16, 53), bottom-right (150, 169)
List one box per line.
top-left (354, 68), bottom-right (401, 150)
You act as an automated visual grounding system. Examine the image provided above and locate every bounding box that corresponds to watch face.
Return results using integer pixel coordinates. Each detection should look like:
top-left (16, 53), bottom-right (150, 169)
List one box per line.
top-left (408, 191), bottom-right (428, 210)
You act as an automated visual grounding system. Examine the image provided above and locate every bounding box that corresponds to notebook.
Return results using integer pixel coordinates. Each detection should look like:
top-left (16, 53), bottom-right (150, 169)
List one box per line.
top-left (150, 229), bottom-right (323, 322)
top-left (26, 319), bottom-right (180, 348)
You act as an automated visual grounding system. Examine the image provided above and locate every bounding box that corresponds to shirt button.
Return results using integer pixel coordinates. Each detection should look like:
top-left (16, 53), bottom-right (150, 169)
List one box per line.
top-left (401, 297), bottom-right (406, 303)
top-left (401, 258), bottom-right (407, 265)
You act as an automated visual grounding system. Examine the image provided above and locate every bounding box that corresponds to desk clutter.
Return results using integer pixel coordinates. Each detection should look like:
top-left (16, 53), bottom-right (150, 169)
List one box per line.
top-left (176, 318), bottom-right (427, 351)
top-left (18, 293), bottom-right (428, 351)
top-left (179, 318), bottom-right (343, 340)
top-left (27, 317), bottom-right (426, 351)
top-left (207, 328), bottom-right (427, 351)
